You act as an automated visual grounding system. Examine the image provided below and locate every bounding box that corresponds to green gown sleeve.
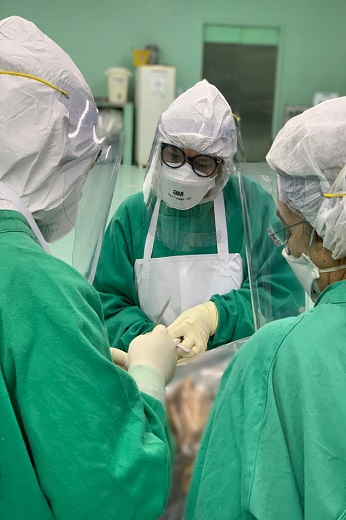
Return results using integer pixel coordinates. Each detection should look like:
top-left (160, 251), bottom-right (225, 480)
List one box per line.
top-left (186, 318), bottom-right (302, 520)
top-left (94, 193), bottom-right (155, 350)
top-left (267, 296), bottom-right (346, 520)
top-left (187, 284), bottom-right (346, 519)
top-left (1, 240), bottom-right (172, 520)
top-left (208, 176), bottom-right (304, 348)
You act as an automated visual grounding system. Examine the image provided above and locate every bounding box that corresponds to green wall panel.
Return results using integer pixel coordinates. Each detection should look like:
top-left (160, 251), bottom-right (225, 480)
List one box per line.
top-left (205, 25), bottom-right (279, 46)
top-left (205, 26), bottom-right (242, 44)
top-left (1, 0), bottom-right (346, 140)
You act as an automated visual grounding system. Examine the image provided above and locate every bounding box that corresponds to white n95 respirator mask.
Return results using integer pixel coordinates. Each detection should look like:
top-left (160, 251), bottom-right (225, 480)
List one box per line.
top-left (282, 248), bottom-right (346, 302)
top-left (160, 163), bottom-right (215, 210)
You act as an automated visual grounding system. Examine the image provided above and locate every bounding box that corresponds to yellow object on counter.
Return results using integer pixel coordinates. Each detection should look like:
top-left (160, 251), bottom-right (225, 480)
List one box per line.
top-left (133, 49), bottom-right (151, 67)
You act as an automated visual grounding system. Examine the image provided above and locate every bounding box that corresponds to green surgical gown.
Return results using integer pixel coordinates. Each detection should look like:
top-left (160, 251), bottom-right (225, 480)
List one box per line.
top-left (0, 211), bottom-right (172, 520)
top-left (186, 280), bottom-right (346, 520)
top-left (94, 176), bottom-right (303, 351)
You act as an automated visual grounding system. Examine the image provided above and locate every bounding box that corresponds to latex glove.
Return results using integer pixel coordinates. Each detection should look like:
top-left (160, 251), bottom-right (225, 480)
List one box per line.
top-left (111, 325), bottom-right (177, 402)
top-left (110, 348), bottom-right (128, 370)
top-left (167, 301), bottom-right (218, 358)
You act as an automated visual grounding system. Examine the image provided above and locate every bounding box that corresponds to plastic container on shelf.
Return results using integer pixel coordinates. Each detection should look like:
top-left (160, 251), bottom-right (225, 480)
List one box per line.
top-left (133, 49), bottom-right (151, 67)
top-left (145, 44), bottom-right (160, 64)
top-left (105, 68), bottom-right (132, 105)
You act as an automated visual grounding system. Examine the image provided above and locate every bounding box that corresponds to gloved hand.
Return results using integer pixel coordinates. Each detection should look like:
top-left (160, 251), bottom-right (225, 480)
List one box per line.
top-left (110, 348), bottom-right (128, 370)
top-left (167, 301), bottom-right (218, 358)
top-left (111, 325), bottom-right (177, 402)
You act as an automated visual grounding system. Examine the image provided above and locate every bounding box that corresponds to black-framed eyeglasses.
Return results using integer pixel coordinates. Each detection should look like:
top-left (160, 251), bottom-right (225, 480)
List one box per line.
top-left (268, 220), bottom-right (305, 246)
top-left (161, 143), bottom-right (223, 177)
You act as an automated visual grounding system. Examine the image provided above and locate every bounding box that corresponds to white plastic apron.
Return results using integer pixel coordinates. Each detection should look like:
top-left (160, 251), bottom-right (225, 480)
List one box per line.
top-left (134, 192), bottom-right (243, 325)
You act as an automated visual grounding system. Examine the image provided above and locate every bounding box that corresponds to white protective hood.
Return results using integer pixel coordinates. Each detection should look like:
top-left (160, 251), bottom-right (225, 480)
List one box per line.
top-left (0, 16), bottom-right (100, 242)
top-left (266, 97), bottom-right (346, 260)
top-left (143, 80), bottom-right (237, 206)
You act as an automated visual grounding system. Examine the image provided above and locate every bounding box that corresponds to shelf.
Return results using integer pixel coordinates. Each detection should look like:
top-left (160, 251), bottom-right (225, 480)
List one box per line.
top-left (95, 98), bottom-right (127, 109)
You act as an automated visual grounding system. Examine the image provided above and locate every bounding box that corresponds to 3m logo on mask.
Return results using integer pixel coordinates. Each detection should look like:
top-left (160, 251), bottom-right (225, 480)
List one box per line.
top-left (173, 189), bottom-right (184, 196)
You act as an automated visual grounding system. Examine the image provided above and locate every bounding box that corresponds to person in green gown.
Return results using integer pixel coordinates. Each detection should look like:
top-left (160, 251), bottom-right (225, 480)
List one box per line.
top-left (186, 96), bottom-right (346, 520)
top-left (94, 80), bottom-right (303, 358)
top-left (0, 16), bottom-right (177, 520)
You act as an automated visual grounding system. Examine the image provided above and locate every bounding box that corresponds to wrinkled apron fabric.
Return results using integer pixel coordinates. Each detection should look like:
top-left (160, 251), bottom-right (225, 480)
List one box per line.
top-left (135, 192), bottom-right (243, 325)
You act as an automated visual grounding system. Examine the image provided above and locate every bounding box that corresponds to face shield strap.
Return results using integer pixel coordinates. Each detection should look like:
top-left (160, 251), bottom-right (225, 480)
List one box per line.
top-left (0, 72), bottom-right (99, 164)
top-left (0, 71), bottom-right (68, 97)
top-left (0, 181), bottom-right (51, 254)
top-left (323, 164), bottom-right (346, 198)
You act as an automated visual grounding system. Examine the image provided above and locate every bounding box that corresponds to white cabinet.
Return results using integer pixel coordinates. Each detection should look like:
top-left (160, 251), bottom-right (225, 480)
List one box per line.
top-left (135, 65), bottom-right (176, 168)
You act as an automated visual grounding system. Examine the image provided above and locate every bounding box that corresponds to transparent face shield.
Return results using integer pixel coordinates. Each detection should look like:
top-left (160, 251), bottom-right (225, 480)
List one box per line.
top-left (46, 85), bottom-right (123, 282)
top-left (233, 114), bottom-right (246, 164)
top-left (72, 138), bottom-right (123, 282)
top-left (238, 163), bottom-right (306, 330)
top-left (142, 124), bottom-right (235, 252)
top-left (50, 137), bottom-right (123, 283)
